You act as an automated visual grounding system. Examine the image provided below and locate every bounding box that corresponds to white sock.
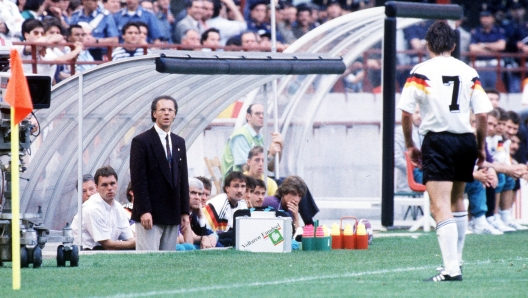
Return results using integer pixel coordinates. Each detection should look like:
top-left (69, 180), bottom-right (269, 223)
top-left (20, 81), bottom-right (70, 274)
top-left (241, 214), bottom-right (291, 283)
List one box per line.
top-left (473, 215), bottom-right (487, 228)
top-left (436, 219), bottom-right (460, 276)
top-left (453, 212), bottom-right (468, 265)
top-left (499, 209), bottom-right (512, 223)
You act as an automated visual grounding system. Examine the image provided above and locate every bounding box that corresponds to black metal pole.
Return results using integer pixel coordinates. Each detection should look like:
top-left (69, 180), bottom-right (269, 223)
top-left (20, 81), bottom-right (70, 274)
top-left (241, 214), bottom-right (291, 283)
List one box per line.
top-left (381, 16), bottom-right (396, 228)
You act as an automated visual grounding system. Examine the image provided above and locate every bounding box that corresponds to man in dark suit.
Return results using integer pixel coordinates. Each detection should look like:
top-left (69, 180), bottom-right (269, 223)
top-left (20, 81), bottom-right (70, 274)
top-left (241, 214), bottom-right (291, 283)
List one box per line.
top-left (130, 95), bottom-right (190, 250)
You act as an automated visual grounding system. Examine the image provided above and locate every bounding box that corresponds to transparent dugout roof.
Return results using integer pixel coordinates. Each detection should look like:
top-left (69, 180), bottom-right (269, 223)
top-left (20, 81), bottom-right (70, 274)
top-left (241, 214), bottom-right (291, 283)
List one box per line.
top-left (21, 6), bottom-right (421, 229)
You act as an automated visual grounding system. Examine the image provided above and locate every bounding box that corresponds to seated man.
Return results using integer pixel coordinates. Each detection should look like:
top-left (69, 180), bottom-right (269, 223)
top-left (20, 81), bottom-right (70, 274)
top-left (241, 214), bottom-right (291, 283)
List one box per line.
top-left (71, 174), bottom-right (97, 242)
top-left (244, 175), bottom-right (256, 208)
top-left (195, 176), bottom-right (212, 205)
top-left (262, 175), bottom-right (307, 232)
top-left (183, 178), bottom-right (219, 249)
top-left (250, 179), bottom-right (266, 208)
top-left (111, 22), bottom-right (150, 61)
top-left (244, 146), bottom-right (278, 196)
top-left (203, 171), bottom-right (247, 245)
top-left (77, 166), bottom-right (135, 250)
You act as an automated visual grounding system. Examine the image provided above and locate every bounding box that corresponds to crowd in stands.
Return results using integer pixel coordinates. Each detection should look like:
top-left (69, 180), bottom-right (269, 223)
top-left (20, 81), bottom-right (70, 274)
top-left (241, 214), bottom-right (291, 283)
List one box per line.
top-left (1, 0), bottom-right (377, 83)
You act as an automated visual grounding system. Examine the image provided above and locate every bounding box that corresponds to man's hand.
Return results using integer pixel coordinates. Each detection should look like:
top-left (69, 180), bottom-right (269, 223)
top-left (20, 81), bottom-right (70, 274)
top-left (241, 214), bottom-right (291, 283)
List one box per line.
top-left (140, 212), bottom-right (153, 230)
top-left (200, 235), bottom-right (213, 249)
top-left (476, 148), bottom-right (486, 167)
top-left (487, 167), bottom-right (498, 188)
top-left (407, 147), bottom-right (422, 169)
top-left (473, 168), bottom-right (488, 184)
top-left (287, 201), bottom-right (299, 219)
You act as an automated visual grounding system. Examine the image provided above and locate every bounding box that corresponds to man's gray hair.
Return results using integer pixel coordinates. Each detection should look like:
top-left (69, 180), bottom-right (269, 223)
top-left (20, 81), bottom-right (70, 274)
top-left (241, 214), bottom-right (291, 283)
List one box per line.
top-left (188, 177), bottom-right (204, 190)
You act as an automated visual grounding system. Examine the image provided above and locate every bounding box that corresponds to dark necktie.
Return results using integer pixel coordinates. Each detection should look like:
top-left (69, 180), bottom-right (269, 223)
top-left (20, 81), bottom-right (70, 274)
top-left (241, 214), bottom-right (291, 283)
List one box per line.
top-left (165, 134), bottom-right (172, 170)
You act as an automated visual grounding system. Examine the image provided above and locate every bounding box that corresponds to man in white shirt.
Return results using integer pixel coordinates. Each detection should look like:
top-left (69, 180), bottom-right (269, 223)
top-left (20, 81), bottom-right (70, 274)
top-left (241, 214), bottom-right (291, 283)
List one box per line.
top-left (78, 166), bottom-right (135, 250)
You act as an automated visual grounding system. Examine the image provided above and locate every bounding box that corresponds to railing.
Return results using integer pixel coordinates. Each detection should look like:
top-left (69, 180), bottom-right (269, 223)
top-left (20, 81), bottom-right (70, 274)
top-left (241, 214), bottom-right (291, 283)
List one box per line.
top-left (9, 41), bottom-right (283, 76)
top-left (359, 48), bottom-right (528, 93)
top-left (7, 42), bottom-right (528, 93)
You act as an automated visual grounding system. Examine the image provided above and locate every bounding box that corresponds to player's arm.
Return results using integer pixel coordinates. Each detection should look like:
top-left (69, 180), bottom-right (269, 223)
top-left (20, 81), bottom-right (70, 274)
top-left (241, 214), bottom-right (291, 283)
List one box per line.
top-left (474, 112), bottom-right (488, 166)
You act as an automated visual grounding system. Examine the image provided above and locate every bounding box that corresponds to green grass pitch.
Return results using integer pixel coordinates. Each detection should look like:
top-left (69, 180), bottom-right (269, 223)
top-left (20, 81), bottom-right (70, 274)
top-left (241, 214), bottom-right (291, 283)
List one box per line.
top-left (0, 231), bottom-right (527, 297)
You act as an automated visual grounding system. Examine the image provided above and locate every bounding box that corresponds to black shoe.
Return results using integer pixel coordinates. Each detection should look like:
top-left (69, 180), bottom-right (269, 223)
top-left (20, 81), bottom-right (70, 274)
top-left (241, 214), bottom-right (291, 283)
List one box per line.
top-left (424, 272), bottom-right (463, 282)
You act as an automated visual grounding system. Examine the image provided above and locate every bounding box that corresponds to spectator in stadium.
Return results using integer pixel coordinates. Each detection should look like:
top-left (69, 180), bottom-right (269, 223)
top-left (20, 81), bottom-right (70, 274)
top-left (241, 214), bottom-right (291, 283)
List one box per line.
top-left (71, 174), bottom-right (98, 243)
top-left (113, 0), bottom-right (162, 43)
top-left (66, 24), bottom-right (95, 73)
top-left (206, 0), bottom-right (246, 46)
top-left (137, 21), bottom-right (149, 44)
top-left (246, 0), bottom-right (284, 44)
top-left (184, 178), bottom-right (219, 249)
top-left (403, 19), bottom-right (434, 64)
top-left (180, 28), bottom-right (201, 49)
top-left (244, 175), bottom-right (256, 208)
top-left (39, 0), bottom-right (70, 30)
top-left (203, 171), bottom-right (247, 246)
top-left (155, 0), bottom-right (174, 43)
top-left (103, 0), bottom-right (121, 14)
top-left (244, 146), bottom-right (278, 196)
top-left (173, 0), bottom-right (204, 44)
top-left (17, 18), bottom-right (81, 82)
top-left (495, 111), bottom-right (528, 231)
top-left (277, 2), bottom-right (296, 44)
top-left (130, 95), bottom-right (190, 251)
top-left (291, 4), bottom-right (315, 40)
top-left (394, 105), bottom-right (422, 193)
top-left (240, 30), bottom-right (258, 49)
top-left (112, 22), bottom-right (150, 60)
top-left (75, 166), bottom-right (136, 250)
top-left (469, 6), bottom-right (506, 90)
top-left (325, 0), bottom-right (342, 22)
top-left (399, 21), bottom-right (492, 282)
top-left (70, 0), bottom-right (119, 60)
top-left (195, 176), bottom-right (212, 205)
top-left (123, 181), bottom-right (135, 226)
top-left (140, 0), bottom-right (154, 13)
top-left (201, 0), bottom-right (214, 23)
top-left (249, 178), bottom-right (266, 208)
top-left (0, 0), bottom-right (24, 40)
top-left (221, 103), bottom-right (283, 179)
top-left (200, 27), bottom-right (220, 50)
top-left (262, 175), bottom-right (306, 232)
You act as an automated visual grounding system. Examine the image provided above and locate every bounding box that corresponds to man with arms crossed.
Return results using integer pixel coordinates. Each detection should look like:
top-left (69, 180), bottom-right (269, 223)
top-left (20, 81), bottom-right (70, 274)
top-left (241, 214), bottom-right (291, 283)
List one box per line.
top-left (130, 95), bottom-right (190, 250)
top-left (399, 21), bottom-right (492, 282)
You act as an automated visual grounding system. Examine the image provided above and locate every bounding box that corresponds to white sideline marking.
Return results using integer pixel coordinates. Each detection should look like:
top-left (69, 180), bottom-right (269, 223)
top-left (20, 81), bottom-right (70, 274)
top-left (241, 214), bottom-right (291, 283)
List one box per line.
top-left (97, 260), bottom-right (504, 298)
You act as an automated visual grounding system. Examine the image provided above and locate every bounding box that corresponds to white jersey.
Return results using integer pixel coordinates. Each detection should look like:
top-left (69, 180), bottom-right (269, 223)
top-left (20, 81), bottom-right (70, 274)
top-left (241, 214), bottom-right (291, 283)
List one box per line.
top-left (398, 56), bottom-right (493, 136)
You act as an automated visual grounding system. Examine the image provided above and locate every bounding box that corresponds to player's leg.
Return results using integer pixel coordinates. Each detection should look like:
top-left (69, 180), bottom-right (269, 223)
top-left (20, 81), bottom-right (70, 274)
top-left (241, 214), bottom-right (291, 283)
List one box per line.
top-left (426, 181), bottom-right (461, 279)
top-left (451, 181), bottom-right (467, 266)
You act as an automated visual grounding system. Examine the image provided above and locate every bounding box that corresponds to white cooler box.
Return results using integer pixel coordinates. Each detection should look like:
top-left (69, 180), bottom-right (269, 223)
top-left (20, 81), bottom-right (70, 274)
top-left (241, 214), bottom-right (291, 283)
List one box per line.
top-left (234, 209), bottom-right (292, 253)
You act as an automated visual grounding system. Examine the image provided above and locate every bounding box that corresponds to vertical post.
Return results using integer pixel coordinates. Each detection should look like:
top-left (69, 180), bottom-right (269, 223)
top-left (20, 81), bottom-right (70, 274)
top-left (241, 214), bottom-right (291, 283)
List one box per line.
top-left (453, 29), bottom-right (461, 60)
top-left (381, 17), bottom-right (397, 227)
top-left (270, 0), bottom-right (280, 178)
top-left (77, 73), bottom-right (83, 249)
top-left (10, 109), bottom-right (20, 289)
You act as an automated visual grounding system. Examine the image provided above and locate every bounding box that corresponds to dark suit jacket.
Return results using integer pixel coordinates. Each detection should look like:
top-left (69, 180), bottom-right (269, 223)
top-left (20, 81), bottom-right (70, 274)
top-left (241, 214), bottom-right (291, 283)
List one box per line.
top-left (130, 126), bottom-right (190, 225)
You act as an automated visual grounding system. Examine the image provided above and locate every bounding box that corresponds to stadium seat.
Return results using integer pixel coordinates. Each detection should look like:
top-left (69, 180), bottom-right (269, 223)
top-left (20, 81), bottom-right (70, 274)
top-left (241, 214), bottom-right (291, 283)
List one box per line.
top-left (204, 156), bottom-right (223, 195)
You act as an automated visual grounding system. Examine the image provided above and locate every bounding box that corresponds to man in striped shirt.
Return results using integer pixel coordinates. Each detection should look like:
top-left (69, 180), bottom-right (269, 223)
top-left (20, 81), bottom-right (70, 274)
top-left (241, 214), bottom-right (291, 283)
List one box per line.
top-left (111, 22), bottom-right (150, 61)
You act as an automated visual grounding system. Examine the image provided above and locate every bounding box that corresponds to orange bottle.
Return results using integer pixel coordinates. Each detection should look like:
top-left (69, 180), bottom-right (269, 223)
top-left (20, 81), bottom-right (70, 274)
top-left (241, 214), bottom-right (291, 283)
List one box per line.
top-left (331, 223), bottom-right (342, 249)
top-left (343, 223), bottom-right (356, 249)
top-left (356, 223), bottom-right (369, 250)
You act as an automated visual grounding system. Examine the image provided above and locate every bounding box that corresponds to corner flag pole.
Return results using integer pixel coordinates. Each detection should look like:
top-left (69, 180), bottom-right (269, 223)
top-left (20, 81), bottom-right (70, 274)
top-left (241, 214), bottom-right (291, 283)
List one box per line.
top-left (5, 49), bottom-right (34, 290)
top-left (10, 109), bottom-right (21, 290)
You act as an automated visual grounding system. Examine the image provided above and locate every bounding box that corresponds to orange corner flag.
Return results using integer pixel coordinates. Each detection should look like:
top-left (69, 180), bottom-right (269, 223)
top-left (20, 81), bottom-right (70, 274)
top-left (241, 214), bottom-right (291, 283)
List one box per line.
top-left (4, 49), bottom-right (33, 125)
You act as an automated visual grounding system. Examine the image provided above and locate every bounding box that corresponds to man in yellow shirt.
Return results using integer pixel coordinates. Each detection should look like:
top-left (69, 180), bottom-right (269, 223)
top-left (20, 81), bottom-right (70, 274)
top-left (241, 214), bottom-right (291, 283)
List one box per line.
top-left (243, 146), bottom-right (278, 196)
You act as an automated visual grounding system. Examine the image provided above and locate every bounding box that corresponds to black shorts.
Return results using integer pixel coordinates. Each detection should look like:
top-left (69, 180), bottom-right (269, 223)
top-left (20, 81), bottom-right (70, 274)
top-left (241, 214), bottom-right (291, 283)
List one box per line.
top-left (421, 132), bottom-right (477, 184)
